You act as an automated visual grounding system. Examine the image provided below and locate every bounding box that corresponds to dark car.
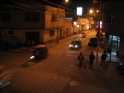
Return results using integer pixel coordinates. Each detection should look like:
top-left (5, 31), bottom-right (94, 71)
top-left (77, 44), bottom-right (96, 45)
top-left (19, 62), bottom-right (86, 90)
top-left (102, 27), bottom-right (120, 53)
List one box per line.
top-left (88, 37), bottom-right (97, 46)
top-left (30, 44), bottom-right (48, 60)
top-left (69, 39), bottom-right (82, 49)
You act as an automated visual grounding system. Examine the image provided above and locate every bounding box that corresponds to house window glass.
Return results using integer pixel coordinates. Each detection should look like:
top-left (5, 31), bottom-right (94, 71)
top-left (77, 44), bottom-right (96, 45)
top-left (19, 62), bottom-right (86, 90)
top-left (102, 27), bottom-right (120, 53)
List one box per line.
top-left (49, 30), bottom-right (54, 36)
top-left (1, 12), bottom-right (10, 21)
top-left (8, 31), bottom-right (13, 35)
top-left (51, 14), bottom-right (57, 22)
top-left (25, 12), bottom-right (40, 22)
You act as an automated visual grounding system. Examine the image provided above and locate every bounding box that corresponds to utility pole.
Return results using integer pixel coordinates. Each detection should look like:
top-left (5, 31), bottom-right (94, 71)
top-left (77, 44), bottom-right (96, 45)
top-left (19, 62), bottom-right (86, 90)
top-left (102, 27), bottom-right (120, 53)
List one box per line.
top-left (95, 0), bottom-right (101, 65)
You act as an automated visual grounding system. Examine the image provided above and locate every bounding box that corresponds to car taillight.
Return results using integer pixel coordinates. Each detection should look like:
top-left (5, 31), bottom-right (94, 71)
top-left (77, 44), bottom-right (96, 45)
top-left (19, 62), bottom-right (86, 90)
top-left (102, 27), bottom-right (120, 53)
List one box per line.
top-left (2, 74), bottom-right (12, 80)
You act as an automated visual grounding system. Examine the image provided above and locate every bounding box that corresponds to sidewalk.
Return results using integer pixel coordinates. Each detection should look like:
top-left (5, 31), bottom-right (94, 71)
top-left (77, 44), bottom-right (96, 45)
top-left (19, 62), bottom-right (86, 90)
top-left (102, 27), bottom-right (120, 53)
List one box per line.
top-left (93, 46), bottom-right (124, 74)
top-left (7, 34), bottom-right (80, 53)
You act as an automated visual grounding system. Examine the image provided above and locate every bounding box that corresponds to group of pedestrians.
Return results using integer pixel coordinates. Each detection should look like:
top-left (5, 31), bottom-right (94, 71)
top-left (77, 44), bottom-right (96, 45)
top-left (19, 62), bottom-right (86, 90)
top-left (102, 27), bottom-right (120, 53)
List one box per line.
top-left (77, 51), bottom-right (107, 70)
top-left (78, 52), bottom-right (95, 69)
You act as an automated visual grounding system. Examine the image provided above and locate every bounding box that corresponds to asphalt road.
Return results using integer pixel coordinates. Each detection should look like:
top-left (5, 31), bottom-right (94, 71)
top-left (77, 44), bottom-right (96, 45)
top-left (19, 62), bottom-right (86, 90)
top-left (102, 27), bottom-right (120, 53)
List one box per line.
top-left (0, 30), bottom-right (124, 93)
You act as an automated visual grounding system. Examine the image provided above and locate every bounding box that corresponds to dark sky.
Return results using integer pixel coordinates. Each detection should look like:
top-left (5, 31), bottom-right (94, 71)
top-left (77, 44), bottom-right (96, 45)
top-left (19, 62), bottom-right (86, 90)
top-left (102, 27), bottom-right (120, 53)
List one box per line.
top-left (44, 0), bottom-right (98, 14)
top-left (0, 0), bottom-right (100, 15)
top-left (43, 0), bottom-right (100, 15)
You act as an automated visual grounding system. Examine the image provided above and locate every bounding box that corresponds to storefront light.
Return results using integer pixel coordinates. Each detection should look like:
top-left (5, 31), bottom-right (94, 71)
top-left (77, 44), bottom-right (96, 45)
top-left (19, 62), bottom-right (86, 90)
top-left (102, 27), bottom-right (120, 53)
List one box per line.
top-left (73, 22), bottom-right (77, 25)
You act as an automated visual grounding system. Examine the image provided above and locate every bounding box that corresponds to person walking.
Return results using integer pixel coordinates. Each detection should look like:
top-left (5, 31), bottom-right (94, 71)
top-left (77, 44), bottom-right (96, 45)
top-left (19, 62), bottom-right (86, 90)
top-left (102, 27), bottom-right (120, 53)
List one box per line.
top-left (78, 52), bottom-right (84, 69)
top-left (89, 52), bottom-right (95, 69)
top-left (101, 51), bottom-right (107, 70)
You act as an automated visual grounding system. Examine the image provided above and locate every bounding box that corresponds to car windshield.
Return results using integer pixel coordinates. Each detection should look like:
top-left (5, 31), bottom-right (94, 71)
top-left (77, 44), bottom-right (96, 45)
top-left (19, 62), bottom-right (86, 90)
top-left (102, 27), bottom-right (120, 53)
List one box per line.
top-left (71, 40), bottom-right (80, 44)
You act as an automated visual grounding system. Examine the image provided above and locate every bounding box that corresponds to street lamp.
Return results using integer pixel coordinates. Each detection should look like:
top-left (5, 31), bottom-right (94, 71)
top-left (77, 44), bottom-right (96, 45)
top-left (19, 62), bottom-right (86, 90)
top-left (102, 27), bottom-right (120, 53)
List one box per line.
top-left (95, 0), bottom-right (101, 66)
top-left (89, 8), bottom-right (100, 65)
top-left (56, 0), bottom-right (69, 43)
top-left (88, 9), bottom-right (94, 30)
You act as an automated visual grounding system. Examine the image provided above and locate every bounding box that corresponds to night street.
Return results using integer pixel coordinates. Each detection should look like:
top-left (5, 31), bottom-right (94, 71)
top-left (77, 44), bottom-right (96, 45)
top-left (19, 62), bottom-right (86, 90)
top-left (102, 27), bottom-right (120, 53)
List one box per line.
top-left (0, 31), bottom-right (124, 93)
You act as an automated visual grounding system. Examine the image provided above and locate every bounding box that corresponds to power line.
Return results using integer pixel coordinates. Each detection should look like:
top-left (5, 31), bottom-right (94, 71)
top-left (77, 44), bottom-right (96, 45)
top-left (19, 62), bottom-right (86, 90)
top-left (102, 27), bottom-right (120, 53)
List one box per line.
top-left (0, 0), bottom-right (77, 17)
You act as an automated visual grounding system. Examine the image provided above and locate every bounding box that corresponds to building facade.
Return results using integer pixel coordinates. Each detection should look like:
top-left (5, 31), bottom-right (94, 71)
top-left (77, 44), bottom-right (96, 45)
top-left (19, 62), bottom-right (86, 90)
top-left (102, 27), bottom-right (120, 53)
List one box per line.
top-left (0, 4), bottom-right (73, 48)
top-left (102, 1), bottom-right (124, 57)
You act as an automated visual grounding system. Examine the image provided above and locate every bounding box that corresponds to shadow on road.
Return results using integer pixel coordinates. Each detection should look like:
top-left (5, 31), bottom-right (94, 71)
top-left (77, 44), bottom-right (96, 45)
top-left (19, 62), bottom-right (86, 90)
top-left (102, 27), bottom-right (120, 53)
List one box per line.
top-left (20, 58), bottom-right (47, 68)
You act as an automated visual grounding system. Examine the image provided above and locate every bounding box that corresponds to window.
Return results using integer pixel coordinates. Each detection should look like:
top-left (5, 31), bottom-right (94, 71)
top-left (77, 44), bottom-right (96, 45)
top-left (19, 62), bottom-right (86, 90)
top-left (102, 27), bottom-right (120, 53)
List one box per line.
top-left (105, 14), bottom-right (112, 23)
top-left (51, 14), bottom-right (57, 22)
top-left (8, 31), bottom-right (13, 35)
top-left (1, 12), bottom-right (10, 21)
top-left (49, 30), bottom-right (54, 36)
top-left (59, 15), bottom-right (64, 22)
top-left (25, 12), bottom-right (40, 22)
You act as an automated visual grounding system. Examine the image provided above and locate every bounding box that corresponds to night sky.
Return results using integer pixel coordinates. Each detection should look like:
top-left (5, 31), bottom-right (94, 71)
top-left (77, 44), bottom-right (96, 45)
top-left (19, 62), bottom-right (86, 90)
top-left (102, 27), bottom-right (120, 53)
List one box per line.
top-left (43, 0), bottom-right (100, 15)
top-left (0, 0), bottom-right (100, 16)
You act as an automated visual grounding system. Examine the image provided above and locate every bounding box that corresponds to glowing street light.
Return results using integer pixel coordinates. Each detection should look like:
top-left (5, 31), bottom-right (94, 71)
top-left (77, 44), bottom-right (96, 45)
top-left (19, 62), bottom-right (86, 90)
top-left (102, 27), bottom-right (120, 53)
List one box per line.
top-left (89, 9), bottom-right (94, 14)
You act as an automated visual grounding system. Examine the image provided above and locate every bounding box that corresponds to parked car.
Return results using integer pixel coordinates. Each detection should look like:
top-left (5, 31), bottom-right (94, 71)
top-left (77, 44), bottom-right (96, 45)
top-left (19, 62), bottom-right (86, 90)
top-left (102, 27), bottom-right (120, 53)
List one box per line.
top-left (30, 44), bottom-right (48, 60)
top-left (69, 39), bottom-right (82, 49)
top-left (88, 37), bottom-right (97, 46)
top-left (0, 65), bottom-right (12, 88)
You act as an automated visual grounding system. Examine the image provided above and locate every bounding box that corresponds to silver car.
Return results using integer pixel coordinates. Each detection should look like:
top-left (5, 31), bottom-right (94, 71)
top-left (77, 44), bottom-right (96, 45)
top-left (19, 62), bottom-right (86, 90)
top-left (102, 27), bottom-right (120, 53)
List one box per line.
top-left (69, 39), bottom-right (82, 49)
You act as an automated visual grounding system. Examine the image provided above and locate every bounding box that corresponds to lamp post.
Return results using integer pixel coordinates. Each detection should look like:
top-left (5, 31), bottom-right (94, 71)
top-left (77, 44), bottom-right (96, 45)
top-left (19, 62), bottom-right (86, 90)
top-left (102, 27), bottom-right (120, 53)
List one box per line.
top-left (89, 8), bottom-right (100, 65)
top-left (96, 0), bottom-right (101, 65)
top-left (88, 9), bottom-right (94, 30)
top-left (57, 0), bottom-right (69, 43)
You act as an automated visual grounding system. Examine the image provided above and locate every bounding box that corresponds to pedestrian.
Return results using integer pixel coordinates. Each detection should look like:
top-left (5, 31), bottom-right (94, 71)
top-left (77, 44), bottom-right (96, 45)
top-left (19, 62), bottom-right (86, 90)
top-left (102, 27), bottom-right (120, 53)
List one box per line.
top-left (78, 52), bottom-right (84, 69)
top-left (101, 51), bottom-right (107, 69)
top-left (89, 52), bottom-right (95, 69)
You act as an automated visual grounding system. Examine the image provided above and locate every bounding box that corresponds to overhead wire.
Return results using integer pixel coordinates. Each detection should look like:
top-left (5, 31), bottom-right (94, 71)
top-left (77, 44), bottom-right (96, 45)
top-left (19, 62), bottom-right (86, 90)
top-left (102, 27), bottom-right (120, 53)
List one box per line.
top-left (9, 0), bottom-right (45, 13)
top-left (0, 0), bottom-right (77, 17)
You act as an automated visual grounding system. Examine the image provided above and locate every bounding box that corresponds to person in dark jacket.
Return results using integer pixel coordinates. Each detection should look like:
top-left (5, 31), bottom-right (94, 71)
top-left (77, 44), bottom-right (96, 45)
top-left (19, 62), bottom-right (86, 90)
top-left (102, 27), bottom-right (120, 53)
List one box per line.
top-left (101, 51), bottom-right (107, 69)
top-left (89, 52), bottom-right (95, 69)
top-left (78, 52), bottom-right (84, 69)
